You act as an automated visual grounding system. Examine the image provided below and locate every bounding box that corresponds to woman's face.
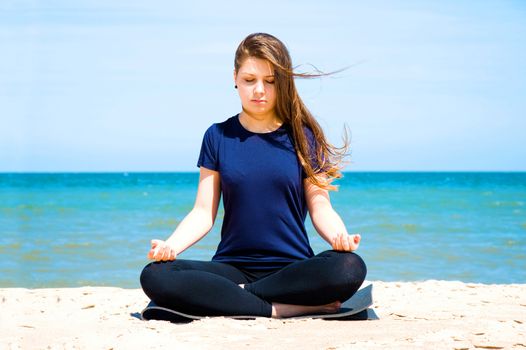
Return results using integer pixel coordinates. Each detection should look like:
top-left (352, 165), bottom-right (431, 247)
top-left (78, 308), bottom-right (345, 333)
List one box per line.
top-left (234, 57), bottom-right (277, 118)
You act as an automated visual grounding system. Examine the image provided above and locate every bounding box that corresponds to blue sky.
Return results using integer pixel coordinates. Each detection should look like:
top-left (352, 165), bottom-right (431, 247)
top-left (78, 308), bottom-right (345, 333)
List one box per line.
top-left (1, 0), bottom-right (525, 172)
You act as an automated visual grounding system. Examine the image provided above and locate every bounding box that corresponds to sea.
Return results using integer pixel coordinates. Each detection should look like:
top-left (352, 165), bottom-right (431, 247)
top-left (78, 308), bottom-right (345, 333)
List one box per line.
top-left (1, 172), bottom-right (525, 288)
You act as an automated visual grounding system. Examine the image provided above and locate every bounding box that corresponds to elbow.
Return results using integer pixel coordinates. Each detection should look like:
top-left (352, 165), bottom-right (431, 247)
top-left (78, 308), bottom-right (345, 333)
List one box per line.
top-left (310, 210), bottom-right (326, 230)
top-left (191, 206), bottom-right (215, 231)
top-left (309, 203), bottom-right (333, 223)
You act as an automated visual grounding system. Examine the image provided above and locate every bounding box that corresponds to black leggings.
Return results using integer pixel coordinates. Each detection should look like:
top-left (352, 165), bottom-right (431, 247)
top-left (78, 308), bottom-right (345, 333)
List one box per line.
top-left (140, 250), bottom-right (367, 318)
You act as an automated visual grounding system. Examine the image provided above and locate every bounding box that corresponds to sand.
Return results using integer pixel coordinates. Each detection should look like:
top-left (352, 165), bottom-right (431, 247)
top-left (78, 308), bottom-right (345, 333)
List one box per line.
top-left (1, 280), bottom-right (525, 350)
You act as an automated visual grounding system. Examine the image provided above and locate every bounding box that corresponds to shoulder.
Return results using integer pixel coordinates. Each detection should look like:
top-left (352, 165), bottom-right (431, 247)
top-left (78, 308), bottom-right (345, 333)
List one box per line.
top-left (302, 125), bottom-right (314, 137)
top-left (301, 124), bottom-right (316, 146)
top-left (203, 115), bottom-right (237, 138)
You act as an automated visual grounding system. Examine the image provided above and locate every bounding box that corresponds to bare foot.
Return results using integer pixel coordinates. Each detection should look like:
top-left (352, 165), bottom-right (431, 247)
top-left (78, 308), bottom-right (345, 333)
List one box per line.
top-left (271, 300), bottom-right (341, 318)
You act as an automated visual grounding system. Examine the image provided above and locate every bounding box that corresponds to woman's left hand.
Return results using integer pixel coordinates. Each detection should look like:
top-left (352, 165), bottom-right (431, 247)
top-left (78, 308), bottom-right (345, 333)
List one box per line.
top-left (331, 233), bottom-right (361, 252)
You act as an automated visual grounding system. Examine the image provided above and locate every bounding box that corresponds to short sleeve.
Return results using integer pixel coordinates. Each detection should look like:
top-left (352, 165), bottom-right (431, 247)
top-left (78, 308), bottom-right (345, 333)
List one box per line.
top-left (196, 125), bottom-right (219, 171)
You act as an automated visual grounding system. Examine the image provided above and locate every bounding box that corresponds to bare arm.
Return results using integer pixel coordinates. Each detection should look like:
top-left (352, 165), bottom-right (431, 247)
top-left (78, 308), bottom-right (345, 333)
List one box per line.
top-left (148, 167), bottom-right (221, 261)
top-left (304, 176), bottom-right (360, 251)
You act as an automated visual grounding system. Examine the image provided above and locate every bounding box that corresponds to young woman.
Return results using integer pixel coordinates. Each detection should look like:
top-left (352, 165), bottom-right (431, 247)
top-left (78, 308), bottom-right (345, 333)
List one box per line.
top-left (140, 32), bottom-right (366, 318)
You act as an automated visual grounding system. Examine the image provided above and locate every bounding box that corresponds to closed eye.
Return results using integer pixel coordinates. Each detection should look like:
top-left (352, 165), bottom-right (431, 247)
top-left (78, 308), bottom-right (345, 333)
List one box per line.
top-left (243, 79), bottom-right (274, 84)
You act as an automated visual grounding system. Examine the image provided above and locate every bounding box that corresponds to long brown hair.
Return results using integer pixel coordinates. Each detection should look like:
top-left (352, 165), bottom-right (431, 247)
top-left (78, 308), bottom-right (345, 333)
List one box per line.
top-left (234, 32), bottom-right (350, 191)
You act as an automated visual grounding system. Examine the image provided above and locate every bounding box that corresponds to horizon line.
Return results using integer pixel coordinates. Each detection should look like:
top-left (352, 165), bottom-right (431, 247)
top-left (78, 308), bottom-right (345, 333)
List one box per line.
top-left (1, 170), bottom-right (526, 174)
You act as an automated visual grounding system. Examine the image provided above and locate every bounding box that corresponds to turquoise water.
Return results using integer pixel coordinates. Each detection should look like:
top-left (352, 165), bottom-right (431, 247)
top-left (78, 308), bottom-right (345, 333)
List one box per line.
top-left (1, 172), bottom-right (525, 288)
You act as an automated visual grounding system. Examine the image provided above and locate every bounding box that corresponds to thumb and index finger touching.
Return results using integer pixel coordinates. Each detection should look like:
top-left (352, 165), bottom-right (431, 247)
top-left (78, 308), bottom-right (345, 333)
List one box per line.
top-left (332, 233), bottom-right (361, 251)
top-left (147, 239), bottom-right (163, 260)
top-left (147, 239), bottom-right (177, 261)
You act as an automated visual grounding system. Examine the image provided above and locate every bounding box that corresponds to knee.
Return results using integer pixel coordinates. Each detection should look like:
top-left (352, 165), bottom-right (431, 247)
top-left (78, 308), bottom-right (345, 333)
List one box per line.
top-left (139, 261), bottom-right (187, 299)
top-left (139, 261), bottom-right (171, 296)
top-left (326, 251), bottom-right (367, 294)
top-left (139, 262), bottom-right (157, 296)
top-left (341, 252), bottom-right (367, 285)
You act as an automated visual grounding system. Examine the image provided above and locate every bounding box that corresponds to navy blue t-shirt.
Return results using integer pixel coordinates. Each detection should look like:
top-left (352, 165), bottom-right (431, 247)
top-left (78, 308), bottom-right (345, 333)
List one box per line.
top-left (197, 114), bottom-right (315, 270)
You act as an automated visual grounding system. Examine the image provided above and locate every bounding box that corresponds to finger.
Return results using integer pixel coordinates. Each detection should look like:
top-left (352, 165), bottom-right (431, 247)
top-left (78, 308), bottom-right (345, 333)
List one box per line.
top-left (331, 237), bottom-right (338, 250)
top-left (149, 245), bottom-right (158, 260)
top-left (332, 235), bottom-right (340, 250)
top-left (165, 248), bottom-right (173, 262)
top-left (160, 246), bottom-right (169, 261)
top-left (344, 235), bottom-right (352, 252)
top-left (147, 249), bottom-right (154, 259)
top-left (148, 240), bottom-right (159, 259)
top-left (154, 245), bottom-right (164, 261)
top-left (169, 249), bottom-right (176, 261)
top-left (354, 234), bottom-right (361, 244)
top-left (339, 234), bottom-right (346, 251)
top-left (337, 233), bottom-right (344, 251)
top-left (151, 239), bottom-right (160, 249)
top-left (348, 236), bottom-right (358, 251)
top-left (162, 246), bottom-right (172, 261)
top-left (331, 236), bottom-right (338, 250)
top-left (151, 247), bottom-right (160, 261)
top-left (351, 234), bottom-right (360, 251)
top-left (342, 235), bottom-right (351, 251)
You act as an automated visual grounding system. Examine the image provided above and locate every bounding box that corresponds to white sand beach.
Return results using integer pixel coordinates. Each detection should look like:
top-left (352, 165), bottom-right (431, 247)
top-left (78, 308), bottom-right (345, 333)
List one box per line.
top-left (1, 280), bottom-right (525, 350)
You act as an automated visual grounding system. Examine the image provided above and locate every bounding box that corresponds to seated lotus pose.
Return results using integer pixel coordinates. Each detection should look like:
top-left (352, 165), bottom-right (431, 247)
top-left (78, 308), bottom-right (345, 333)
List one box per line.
top-left (140, 32), bottom-right (367, 318)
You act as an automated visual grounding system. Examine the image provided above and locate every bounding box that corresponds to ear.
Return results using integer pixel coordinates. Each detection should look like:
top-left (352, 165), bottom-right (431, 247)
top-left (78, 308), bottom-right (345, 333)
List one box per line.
top-left (233, 69), bottom-right (237, 84)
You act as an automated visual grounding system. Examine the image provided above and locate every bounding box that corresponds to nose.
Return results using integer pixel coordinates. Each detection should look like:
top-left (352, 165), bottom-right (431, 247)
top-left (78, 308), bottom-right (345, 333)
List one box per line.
top-left (254, 80), bottom-right (265, 95)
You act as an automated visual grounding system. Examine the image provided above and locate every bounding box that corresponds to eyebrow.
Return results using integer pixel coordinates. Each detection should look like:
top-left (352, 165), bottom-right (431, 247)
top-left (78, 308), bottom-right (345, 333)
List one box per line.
top-left (240, 73), bottom-right (275, 77)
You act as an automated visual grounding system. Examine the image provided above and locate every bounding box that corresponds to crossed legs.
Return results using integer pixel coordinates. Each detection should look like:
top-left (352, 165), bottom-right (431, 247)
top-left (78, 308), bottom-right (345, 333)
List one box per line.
top-left (140, 250), bottom-right (367, 318)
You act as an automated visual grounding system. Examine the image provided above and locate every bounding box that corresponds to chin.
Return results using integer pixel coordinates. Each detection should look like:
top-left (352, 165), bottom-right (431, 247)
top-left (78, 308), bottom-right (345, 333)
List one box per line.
top-left (244, 106), bottom-right (269, 114)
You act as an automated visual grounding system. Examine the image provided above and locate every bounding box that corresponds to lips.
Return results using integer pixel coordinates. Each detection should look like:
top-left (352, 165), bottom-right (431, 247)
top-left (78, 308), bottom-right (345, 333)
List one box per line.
top-left (252, 100), bottom-right (266, 103)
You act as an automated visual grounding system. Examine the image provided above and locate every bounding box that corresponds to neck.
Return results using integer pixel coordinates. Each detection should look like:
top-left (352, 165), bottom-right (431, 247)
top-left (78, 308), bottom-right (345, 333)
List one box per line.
top-left (239, 110), bottom-right (282, 133)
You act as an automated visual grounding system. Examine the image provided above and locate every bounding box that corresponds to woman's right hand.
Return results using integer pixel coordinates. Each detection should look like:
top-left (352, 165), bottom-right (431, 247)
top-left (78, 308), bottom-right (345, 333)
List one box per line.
top-left (147, 239), bottom-right (177, 261)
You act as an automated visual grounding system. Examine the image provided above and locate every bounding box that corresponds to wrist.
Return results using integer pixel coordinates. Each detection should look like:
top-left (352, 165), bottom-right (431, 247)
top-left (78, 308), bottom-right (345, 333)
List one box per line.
top-left (164, 238), bottom-right (178, 251)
